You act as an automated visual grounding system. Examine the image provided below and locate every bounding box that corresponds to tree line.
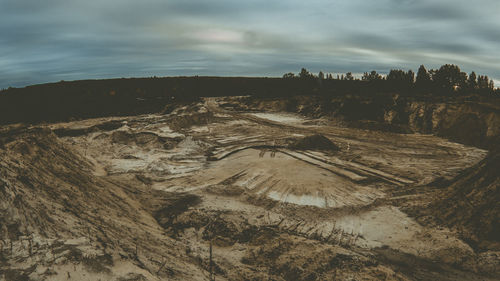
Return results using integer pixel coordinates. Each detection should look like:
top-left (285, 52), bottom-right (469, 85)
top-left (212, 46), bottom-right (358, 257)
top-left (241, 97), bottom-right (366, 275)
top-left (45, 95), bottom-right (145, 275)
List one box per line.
top-left (283, 64), bottom-right (498, 96)
top-left (1, 68), bottom-right (498, 125)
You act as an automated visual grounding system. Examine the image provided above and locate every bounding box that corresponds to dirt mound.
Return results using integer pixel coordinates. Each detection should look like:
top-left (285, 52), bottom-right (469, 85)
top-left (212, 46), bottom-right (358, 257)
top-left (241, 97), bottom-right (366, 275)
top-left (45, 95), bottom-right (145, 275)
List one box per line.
top-left (427, 150), bottom-right (500, 250)
top-left (289, 134), bottom-right (340, 152)
top-left (167, 112), bottom-right (213, 131)
top-left (178, 148), bottom-right (382, 208)
top-left (110, 130), bottom-right (181, 149)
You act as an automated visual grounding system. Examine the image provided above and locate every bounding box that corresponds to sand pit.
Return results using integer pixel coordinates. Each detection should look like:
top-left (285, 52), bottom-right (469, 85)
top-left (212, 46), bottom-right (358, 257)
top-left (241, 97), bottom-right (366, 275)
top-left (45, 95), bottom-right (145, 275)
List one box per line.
top-left (167, 148), bottom-right (384, 208)
top-left (3, 96), bottom-right (496, 281)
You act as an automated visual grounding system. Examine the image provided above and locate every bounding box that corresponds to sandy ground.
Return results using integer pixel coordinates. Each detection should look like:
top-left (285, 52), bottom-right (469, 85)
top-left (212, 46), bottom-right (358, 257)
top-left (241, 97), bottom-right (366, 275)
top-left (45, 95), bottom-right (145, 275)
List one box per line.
top-left (2, 97), bottom-right (498, 281)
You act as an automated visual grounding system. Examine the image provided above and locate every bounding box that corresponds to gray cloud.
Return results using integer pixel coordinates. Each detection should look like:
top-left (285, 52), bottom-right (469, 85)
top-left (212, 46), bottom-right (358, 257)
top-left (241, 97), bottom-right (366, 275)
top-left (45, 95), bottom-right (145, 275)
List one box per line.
top-left (0, 0), bottom-right (499, 88)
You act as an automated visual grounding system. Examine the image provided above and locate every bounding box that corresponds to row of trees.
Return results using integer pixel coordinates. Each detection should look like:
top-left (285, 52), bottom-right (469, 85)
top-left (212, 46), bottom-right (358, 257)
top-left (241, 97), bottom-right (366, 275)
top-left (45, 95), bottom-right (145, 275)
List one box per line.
top-left (283, 68), bottom-right (356, 80)
top-left (283, 65), bottom-right (497, 95)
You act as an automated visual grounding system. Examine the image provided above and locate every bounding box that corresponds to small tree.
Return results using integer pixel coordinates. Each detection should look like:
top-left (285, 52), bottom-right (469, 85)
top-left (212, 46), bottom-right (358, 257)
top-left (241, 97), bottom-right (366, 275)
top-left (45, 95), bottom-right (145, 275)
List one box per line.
top-left (407, 70), bottom-right (415, 84)
top-left (432, 64), bottom-right (467, 91)
top-left (299, 68), bottom-right (315, 79)
top-left (318, 71), bottom-right (325, 80)
top-left (387, 69), bottom-right (414, 90)
top-left (468, 71), bottom-right (477, 91)
top-left (478, 75), bottom-right (489, 89)
top-left (283, 72), bottom-right (296, 79)
top-left (416, 65), bottom-right (431, 90)
top-left (387, 69), bottom-right (406, 82)
top-left (362, 70), bottom-right (382, 81)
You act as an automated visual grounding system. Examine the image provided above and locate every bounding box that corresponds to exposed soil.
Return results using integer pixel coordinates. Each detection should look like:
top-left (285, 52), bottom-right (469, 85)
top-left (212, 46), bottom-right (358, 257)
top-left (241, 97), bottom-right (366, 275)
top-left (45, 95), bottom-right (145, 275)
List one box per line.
top-left (240, 95), bottom-right (500, 149)
top-left (422, 150), bottom-right (500, 251)
top-left (1, 96), bottom-right (498, 280)
top-left (288, 134), bottom-right (340, 152)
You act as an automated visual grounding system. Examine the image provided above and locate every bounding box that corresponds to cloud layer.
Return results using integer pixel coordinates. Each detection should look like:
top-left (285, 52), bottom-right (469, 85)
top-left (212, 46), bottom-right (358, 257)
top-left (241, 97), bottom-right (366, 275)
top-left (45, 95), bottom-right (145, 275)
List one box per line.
top-left (1, 0), bottom-right (499, 88)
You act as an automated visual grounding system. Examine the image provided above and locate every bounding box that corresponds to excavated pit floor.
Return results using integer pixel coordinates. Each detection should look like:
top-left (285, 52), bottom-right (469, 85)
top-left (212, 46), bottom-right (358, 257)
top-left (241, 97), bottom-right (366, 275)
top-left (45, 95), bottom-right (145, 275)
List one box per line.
top-left (3, 96), bottom-right (497, 281)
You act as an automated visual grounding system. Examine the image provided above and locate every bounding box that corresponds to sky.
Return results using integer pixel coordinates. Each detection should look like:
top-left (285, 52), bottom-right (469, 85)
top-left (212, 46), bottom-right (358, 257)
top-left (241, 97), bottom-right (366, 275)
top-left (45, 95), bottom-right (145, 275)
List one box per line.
top-left (1, 0), bottom-right (500, 88)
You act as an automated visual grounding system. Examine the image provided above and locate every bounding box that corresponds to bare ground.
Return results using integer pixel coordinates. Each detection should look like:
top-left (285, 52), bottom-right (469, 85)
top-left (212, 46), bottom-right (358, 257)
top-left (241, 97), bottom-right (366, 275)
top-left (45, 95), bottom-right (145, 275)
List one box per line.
top-left (1, 97), bottom-right (498, 280)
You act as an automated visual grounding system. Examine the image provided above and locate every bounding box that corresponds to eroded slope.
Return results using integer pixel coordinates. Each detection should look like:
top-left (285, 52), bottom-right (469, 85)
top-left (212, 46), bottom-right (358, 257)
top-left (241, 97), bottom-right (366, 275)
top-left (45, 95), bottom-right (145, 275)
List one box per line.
top-left (1, 97), bottom-right (498, 281)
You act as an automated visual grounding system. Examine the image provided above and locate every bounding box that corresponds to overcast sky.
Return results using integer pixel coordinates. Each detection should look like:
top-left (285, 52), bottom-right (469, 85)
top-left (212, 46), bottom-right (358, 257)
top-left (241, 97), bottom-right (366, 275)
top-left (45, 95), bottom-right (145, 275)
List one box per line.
top-left (1, 0), bottom-right (500, 88)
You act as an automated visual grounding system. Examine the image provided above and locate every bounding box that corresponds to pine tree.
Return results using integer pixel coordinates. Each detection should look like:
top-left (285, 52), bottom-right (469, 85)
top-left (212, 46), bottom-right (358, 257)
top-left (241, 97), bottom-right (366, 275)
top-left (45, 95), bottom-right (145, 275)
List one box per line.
top-left (433, 64), bottom-right (467, 91)
top-left (407, 70), bottom-right (415, 84)
top-left (468, 71), bottom-right (477, 90)
top-left (362, 71), bottom-right (382, 81)
top-left (318, 71), bottom-right (325, 80)
top-left (299, 68), bottom-right (314, 79)
top-left (416, 65), bottom-right (431, 89)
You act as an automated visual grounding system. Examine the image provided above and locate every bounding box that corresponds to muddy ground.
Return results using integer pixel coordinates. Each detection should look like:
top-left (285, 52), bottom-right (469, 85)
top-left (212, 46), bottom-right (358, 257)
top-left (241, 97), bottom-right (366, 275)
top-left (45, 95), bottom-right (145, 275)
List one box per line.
top-left (1, 97), bottom-right (499, 280)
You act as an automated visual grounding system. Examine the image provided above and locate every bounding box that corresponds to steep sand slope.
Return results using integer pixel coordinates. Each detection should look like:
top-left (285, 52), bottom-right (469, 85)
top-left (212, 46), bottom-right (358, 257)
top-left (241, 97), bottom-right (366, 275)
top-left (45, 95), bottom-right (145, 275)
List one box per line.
top-left (428, 150), bottom-right (500, 250)
top-left (0, 127), bottom-right (206, 280)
